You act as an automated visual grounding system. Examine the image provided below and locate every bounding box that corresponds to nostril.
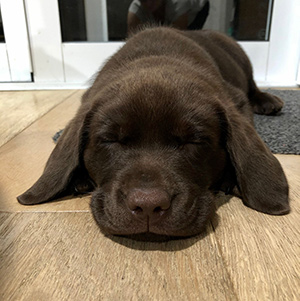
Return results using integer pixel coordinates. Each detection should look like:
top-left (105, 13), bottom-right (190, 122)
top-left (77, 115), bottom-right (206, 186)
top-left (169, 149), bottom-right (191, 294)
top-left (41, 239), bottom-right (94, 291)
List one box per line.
top-left (133, 206), bottom-right (166, 214)
top-left (132, 205), bottom-right (165, 216)
top-left (153, 206), bottom-right (163, 213)
top-left (132, 206), bottom-right (143, 213)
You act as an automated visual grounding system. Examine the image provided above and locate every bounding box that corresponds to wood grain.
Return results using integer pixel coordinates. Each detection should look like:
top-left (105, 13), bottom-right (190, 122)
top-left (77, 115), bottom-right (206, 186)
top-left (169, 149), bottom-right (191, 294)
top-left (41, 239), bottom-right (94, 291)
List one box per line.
top-left (0, 90), bottom-right (77, 148)
top-left (212, 155), bottom-right (300, 301)
top-left (0, 212), bottom-right (237, 301)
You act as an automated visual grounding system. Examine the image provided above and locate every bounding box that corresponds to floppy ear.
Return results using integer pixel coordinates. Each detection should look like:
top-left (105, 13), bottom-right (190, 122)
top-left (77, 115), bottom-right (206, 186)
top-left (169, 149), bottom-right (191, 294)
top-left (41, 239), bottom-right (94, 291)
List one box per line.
top-left (17, 103), bottom-right (94, 205)
top-left (225, 110), bottom-right (290, 215)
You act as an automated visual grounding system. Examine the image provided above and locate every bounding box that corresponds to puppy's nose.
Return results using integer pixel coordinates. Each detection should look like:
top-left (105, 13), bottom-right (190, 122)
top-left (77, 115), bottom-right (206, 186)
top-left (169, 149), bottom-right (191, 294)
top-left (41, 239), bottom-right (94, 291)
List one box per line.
top-left (126, 188), bottom-right (171, 223)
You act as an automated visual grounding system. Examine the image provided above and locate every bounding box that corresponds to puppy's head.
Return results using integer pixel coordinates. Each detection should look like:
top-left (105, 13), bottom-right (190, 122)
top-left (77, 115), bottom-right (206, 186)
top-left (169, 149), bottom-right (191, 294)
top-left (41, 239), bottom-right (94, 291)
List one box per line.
top-left (84, 76), bottom-right (229, 237)
top-left (17, 72), bottom-right (289, 239)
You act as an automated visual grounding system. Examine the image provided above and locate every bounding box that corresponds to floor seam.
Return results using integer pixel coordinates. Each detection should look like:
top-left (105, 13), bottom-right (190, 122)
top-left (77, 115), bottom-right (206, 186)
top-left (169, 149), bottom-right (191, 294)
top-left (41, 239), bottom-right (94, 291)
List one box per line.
top-left (0, 210), bottom-right (91, 213)
top-left (210, 219), bottom-right (240, 301)
top-left (0, 89), bottom-right (80, 149)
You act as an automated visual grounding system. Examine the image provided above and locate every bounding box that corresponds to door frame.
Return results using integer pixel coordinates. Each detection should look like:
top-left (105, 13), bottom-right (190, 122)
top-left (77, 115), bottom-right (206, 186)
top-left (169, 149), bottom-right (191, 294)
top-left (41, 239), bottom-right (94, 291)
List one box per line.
top-left (0, 43), bottom-right (10, 82)
top-left (1, 0), bottom-right (299, 90)
top-left (0, 0), bottom-right (32, 82)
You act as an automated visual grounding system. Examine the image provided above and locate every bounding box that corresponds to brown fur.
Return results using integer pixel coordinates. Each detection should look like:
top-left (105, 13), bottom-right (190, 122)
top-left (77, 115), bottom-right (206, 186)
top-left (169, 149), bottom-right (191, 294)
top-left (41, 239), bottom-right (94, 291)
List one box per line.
top-left (17, 27), bottom-right (289, 239)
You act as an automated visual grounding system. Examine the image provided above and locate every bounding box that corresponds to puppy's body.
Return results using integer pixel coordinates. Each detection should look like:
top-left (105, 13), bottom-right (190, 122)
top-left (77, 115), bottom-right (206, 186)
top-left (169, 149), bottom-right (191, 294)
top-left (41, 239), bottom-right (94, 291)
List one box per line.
top-left (18, 27), bottom-right (289, 239)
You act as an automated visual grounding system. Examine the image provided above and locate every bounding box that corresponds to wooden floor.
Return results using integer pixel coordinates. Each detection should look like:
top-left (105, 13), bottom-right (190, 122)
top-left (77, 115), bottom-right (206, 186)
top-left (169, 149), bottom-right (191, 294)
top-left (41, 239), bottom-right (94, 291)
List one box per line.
top-left (0, 90), bottom-right (299, 301)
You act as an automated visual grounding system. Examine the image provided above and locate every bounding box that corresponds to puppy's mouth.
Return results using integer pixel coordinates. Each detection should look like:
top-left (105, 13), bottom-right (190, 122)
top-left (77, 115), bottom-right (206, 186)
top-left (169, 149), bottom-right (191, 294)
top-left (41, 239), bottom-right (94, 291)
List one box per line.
top-left (117, 233), bottom-right (191, 242)
top-left (92, 207), bottom-right (208, 240)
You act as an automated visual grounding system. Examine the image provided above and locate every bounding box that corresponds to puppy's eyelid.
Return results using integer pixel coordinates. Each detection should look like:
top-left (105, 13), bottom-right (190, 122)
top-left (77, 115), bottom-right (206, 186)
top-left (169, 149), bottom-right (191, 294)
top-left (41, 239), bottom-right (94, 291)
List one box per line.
top-left (173, 135), bottom-right (210, 147)
top-left (97, 134), bottom-right (118, 144)
top-left (174, 136), bottom-right (184, 145)
top-left (189, 133), bottom-right (212, 145)
top-left (186, 141), bottom-right (204, 145)
top-left (98, 136), bottom-right (130, 146)
top-left (119, 136), bottom-right (130, 145)
top-left (100, 139), bottom-right (117, 145)
top-left (187, 137), bottom-right (212, 146)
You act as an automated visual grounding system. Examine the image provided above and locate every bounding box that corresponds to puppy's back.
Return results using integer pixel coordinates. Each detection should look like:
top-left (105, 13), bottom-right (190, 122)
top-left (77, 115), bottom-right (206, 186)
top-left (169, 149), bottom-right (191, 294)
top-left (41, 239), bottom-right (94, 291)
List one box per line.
top-left (85, 27), bottom-right (252, 102)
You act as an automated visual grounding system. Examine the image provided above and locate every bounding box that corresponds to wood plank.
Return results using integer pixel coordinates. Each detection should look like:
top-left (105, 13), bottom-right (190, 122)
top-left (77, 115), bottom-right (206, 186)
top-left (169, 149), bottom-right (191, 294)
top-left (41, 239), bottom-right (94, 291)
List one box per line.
top-left (0, 212), bottom-right (237, 301)
top-left (0, 90), bottom-right (77, 147)
top-left (212, 154), bottom-right (300, 301)
top-left (0, 90), bottom-right (90, 212)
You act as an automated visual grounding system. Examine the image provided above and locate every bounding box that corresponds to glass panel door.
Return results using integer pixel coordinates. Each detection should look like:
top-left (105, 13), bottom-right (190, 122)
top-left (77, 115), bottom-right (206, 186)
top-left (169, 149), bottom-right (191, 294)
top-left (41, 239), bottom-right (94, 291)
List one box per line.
top-left (19, 0), bottom-right (300, 87)
top-left (0, 8), bottom-right (10, 81)
top-left (59, 0), bottom-right (108, 42)
top-left (208, 0), bottom-right (273, 41)
top-left (0, 0), bottom-right (32, 82)
top-left (58, 0), bottom-right (273, 42)
top-left (54, 0), bottom-right (276, 83)
top-left (0, 7), bottom-right (3, 42)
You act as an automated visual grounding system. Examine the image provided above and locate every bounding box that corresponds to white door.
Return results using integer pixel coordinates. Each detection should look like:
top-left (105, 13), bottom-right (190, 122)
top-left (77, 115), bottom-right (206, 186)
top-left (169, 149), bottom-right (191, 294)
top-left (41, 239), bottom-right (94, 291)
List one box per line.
top-left (2, 0), bottom-right (300, 88)
top-left (0, 0), bottom-right (32, 82)
top-left (0, 7), bottom-right (10, 82)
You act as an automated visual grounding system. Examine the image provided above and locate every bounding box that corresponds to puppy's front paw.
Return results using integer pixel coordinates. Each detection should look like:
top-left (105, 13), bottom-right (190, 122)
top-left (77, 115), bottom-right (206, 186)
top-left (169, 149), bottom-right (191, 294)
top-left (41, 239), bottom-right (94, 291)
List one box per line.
top-left (252, 92), bottom-right (284, 115)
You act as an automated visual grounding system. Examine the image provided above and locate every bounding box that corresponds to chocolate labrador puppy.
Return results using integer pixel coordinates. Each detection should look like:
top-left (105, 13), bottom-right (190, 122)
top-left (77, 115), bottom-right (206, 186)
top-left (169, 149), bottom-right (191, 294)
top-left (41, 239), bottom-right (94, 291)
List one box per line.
top-left (18, 27), bottom-right (289, 239)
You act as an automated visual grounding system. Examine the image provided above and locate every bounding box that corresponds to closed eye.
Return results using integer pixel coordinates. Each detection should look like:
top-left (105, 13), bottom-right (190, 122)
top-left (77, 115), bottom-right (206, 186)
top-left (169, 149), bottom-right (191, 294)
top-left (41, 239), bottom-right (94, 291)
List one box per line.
top-left (100, 140), bottom-right (117, 144)
top-left (97, 134), bottom-right (118, 145)
top-left (186, 141), bottom-right (205, 145)
top-left (174, 135), bottom-right (211, 147)
top-left (99, 137), bottom-right (130, 145)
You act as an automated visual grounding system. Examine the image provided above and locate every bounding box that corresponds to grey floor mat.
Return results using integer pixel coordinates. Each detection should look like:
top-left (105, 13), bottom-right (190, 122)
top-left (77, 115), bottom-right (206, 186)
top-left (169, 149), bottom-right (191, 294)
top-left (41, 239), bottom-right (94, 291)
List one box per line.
top-left (254, 89), bottom-right (300, 155)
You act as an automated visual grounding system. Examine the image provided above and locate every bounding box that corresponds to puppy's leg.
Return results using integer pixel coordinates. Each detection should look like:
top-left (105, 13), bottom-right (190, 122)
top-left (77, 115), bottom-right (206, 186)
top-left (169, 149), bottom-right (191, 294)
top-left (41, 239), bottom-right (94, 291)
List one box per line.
top-left (248, 80), bottom-right (284, 115)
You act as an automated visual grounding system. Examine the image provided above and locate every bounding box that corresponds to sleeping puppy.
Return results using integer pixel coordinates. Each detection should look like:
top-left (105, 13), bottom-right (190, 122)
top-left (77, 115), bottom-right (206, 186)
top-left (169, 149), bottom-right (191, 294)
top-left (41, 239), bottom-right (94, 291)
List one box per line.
top-left (17, 27), bottom-right (289, 239)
